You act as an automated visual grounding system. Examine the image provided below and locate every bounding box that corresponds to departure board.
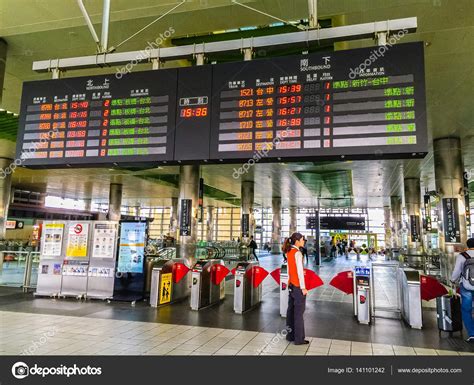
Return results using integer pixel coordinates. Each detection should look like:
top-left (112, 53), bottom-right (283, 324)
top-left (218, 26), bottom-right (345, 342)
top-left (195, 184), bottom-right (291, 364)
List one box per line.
top-left (210, 42), bottom-right (426, 161)
top-left (16, 69), bottom-right (177, 166)
top-left (16, 42), bottom-right (427, 167)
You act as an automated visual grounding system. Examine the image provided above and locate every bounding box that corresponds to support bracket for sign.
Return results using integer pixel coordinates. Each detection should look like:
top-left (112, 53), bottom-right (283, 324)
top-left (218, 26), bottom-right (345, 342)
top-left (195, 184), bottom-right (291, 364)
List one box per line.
top-left (32, 17), bottom-right (417, 73)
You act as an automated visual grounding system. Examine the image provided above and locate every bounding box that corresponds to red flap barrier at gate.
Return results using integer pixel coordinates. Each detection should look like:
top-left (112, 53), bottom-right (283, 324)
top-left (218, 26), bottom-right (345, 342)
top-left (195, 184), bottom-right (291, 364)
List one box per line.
top-left (230, 267), bottom-right (236, 276)
top-left (252, 266), bottom-right (269, 288)
top-left (211, 264), bottom-right (230, 285)
top-left (270, 268), bottom-right (281, 285)
top-left (330, 270), bottom-right (354, 294)
top-left (172, 262), bottom-right (190, 283)
top-left (303, 269), bottom-right (324, 290)
top-left (420, 275), bottom-right (448, 301)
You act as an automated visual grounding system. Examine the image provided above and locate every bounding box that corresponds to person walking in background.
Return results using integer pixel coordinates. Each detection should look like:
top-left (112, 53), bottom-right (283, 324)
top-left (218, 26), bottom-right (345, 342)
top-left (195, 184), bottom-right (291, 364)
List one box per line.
top-left (282, 232), bottom-right (309, 345)
top-left (451, 238), bottom-right (474, 342)
top-left (300, 236), bottom-right (309, 265)
top-left (248, 236), bottom-right (258, 261)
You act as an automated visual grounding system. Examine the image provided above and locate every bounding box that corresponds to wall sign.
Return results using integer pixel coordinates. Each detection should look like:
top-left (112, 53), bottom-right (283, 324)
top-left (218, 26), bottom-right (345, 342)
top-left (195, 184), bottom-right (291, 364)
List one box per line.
top-left (241, 214), bottom-right (250, 238)
top-left (179, 199), bottom-right (192, 236)
top-left (409, 214), bottom-right (421, 242)
top-left (443, 198), bottom-right (461, 243)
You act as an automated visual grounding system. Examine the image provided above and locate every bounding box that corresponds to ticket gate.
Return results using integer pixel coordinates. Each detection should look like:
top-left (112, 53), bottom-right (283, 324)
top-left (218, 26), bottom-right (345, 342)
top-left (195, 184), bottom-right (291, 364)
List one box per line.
top-left (150, 258), bottom-right (190, 307)
top-left (279, 264), bottom-right (289, 317)
top-left (190, 259), bottom-right (227, 310)
top-left (399, 269), bottom-right (423, 329)
top-left (353, 266), bottom-right (373, 325)
top-left (233, 261), bottom-right (263, 314)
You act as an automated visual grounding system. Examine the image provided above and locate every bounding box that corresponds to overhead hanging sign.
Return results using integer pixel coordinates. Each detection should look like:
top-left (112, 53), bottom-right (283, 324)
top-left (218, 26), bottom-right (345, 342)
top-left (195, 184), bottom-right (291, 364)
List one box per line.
top-left (319, 216), bottom-right (365, 231)
top-left (16, 42), bottom-right (427, 167)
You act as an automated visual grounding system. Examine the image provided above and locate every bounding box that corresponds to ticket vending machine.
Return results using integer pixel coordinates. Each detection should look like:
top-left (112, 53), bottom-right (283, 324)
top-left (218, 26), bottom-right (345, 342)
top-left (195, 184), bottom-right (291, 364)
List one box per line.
top-left (35, 221), bottom-right (66, 297)
top-left (86, 221), bottom-right (119, 299)
top-left (190, 259), bottom-right (226, 310)
top-left (233, 261), bottom-right (263, 314)
top-left (353, 266), bottom-right (373, 325)
top-left (60, 221), bottom-right (92, 298)
top-left (150, 258), bottom-right (190, 307)
top-left (280, 264), bottom-right (289, 317)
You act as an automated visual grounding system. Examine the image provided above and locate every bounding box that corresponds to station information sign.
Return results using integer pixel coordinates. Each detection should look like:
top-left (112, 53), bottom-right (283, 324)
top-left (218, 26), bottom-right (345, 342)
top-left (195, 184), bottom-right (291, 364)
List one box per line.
top-left (17, 70), bottom-right (178, 166)
top-left (16, 42), bottom-right (427, 167)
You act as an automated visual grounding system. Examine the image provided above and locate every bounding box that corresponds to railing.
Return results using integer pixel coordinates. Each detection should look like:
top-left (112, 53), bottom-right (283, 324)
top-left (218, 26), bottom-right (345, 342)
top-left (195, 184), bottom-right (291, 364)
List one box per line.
top-left (401, 253), bottom-right (441, 277)
top-left (0, 250), bottom-right (40, 290)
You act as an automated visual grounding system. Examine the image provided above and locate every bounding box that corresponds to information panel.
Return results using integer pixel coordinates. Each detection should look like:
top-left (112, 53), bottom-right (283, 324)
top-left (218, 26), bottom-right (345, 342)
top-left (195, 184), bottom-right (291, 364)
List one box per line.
top-left (117, 222), bottom-right (146, 273)
top-left (17, 69), bottom-right (177, 166)
top-left (16, 42), bottom-right (427, 166)
top-left (210, 42), bottom-right (426, 161)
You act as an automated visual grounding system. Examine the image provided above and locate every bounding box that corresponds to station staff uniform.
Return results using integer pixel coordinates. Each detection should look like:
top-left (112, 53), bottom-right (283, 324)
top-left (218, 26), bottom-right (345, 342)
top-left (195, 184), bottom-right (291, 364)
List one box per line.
top-left (286, 245), bottom-right (307, 344)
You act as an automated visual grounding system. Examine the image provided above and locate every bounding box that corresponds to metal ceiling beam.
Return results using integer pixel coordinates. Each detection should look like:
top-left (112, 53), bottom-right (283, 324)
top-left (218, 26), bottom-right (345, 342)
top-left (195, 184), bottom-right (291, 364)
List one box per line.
top-left (32, 17), bottom-right (417, 73)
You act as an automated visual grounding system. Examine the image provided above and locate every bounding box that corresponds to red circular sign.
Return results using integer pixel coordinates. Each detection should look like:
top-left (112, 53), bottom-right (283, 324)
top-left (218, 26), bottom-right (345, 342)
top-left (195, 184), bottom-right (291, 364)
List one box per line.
top-left (74, 224), bottom-right (83, 234)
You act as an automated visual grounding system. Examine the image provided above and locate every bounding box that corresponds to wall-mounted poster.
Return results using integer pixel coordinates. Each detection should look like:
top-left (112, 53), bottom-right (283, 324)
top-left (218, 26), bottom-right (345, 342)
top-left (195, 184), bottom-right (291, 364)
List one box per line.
top-left (41, 223), bottom-right (64, 257)
top-left (66, 222), bottom-right (90, 258)
top-left (117, 222), bottom-right (146, 274)
top-left (92, 222), bottom-right (118, 259)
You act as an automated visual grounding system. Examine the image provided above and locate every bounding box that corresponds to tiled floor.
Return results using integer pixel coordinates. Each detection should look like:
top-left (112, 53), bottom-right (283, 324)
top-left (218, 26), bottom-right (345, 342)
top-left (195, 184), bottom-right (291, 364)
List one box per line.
top-left (0, 252), bottom-right (472, 355)
top-left (1, 310), bottom-right (473, 356)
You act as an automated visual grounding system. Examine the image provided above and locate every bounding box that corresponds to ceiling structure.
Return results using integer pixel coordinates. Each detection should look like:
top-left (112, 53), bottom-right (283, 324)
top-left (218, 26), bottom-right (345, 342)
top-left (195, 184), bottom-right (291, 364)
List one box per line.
top-left (0, 0), bottom-right (472, 209)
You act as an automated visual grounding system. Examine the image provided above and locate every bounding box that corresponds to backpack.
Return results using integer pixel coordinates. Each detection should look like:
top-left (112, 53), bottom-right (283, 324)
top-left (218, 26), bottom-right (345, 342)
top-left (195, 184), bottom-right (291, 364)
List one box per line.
top-left (461, 252), bottom-right (474, 286)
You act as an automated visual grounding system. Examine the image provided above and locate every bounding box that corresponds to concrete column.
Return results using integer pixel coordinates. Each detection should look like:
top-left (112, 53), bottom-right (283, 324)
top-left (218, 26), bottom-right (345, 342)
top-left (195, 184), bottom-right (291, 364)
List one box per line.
top-left (169, 197), bottom-right (178, 238)
top-left (241, 181), bottom-right (255, 242)
top-left (84, 199), bottom-right (92, 212)
top-left (404, 178), bottom-right (423, 254)
top-left (390, 196), bottom-right (402, 249)
top-left (0, 158), bottom-right (12, 239)
top-left (178, 165), bottom-right (200, 266)
top-left (434, 137), bottom-right (467, 281)
top-left (271, 197), bottom-right (282, 254)
top-left (206, 206), bottom-right (214, 242)
top-left (383, 206), bottom-right (392, 249)
top-left (289, 206), bottom-right (297, 234)
top-left (108, 183), bottom-right (122, 221)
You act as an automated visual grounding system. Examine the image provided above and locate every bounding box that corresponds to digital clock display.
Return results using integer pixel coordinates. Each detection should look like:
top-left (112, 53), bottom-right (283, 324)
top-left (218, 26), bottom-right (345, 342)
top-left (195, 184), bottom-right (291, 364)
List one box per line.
top-left (179, 107), bottom-right (208, 118)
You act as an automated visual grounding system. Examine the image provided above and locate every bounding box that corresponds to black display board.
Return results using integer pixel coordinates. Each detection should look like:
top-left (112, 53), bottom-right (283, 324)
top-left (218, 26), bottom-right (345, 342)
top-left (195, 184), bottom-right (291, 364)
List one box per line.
top-left (319, 216), bottom-right (365, 231)
top-left (179, 199), bottom-right (192, 236)
top-left (443, 198), bottom-right (461, 243)
top-left (17, 70), bottom-right (178, 166)
top-left (210, 42), bottom-right (427, 162)
top-left (16, 42), bottom-right (427, 167)
top-left (241, 214), bottom-right (250, 237)
top-left (306, 216), bottom-right (319, 230)
top-left (174, 66), bottom-right (213, 161)
top-left (409, 214), bottom-right (421, 242)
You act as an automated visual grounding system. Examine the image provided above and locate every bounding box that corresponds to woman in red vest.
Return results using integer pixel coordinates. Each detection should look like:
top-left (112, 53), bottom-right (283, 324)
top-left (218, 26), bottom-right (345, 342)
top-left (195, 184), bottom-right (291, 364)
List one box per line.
top-left (282, 232), bottom-right (309, 345)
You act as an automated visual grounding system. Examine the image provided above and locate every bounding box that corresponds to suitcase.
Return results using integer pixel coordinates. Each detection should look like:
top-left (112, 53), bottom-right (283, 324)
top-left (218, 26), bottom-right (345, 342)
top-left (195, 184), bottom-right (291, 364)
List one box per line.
top-left (436, 294), bottom-right (463, 336)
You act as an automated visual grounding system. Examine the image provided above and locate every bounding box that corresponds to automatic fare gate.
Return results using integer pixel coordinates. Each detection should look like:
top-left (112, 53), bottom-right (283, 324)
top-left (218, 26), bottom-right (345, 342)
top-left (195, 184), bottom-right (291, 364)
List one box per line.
top-left (150, 258), bottom-right (191, 307)
top-left (190, 259), bottom-right (228, 310)
top-left (233, 261), bottom-right (268, 314)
